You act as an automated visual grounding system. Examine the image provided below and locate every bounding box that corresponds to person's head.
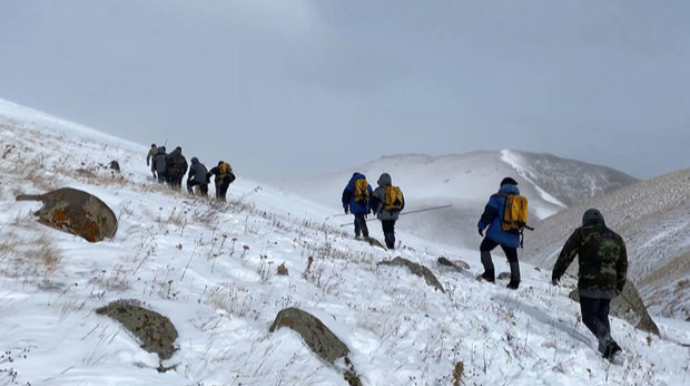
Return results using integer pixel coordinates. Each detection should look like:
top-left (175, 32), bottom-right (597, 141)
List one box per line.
top-left (151, 143), bottom-right (156, 148)
top-left (191, 157), bottom-right (199, 164)
top-left (176, 146), bottom-right (182, 152)
top-left (500, 177), bottom-right (518, 187)
top-left (378, 172), bottom-right (392, 186)
top-left (218, 160), bottom-right (224, 166)
top-left (582, 208), bottom-right (605, 226)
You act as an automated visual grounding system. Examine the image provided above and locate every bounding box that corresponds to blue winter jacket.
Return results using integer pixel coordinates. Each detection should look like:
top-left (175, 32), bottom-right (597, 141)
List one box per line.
top-left (342, 173), bottom-right (373, 214)
top-left (477, 184), bottom-right (521, 248)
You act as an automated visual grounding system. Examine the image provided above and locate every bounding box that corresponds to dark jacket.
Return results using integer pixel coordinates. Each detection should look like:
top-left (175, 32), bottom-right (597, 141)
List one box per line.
top-left (477, 184), bottom-right (521, 248)
top-left (370, 173), bottom-right (405, 221)
top-left (208, 165), bottom-right (236, 185)
top-left (166, 148), bottom-right (188, 177)
top-left (552, 220), bottom-right (628, 298)
top-left (342, 173), bottom-right (373, 214)
top-left (153, 146), bottom-right (168, 174)
top-left (187, 158), bottom-right (208, 183)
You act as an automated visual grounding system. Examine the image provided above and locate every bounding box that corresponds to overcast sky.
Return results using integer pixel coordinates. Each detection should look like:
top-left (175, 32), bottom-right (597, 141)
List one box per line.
top-left (1, 1), bottom-right (688, 181)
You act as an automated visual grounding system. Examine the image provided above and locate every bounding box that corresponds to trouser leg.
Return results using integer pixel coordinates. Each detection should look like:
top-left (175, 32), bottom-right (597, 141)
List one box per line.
top-left (382, 220), bottom-right (395, 248)
top-left (354, 213), bottom-right (368, 237)
top-left (580, 296), bottom-right (613, 347)
top-left (501, 245), bottom-right (520, 282)
top-left (479, 238), bottom-right (498, 281)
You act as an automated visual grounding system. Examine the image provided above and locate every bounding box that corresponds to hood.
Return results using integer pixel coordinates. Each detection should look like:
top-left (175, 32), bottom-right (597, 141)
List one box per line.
top-left (191, 157), bottom-right (199, 164)
top-left (349, 172), bottom-right (367, 183)
top-left (157, 146), bottom-right (166, 154)
top-left (499, 184), bottom-right (520, 195)
top-left (377, 173), bottom-right (392, 187)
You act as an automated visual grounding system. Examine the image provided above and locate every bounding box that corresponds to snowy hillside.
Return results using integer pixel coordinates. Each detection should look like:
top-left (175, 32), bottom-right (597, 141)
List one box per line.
top-left (1, 99), bottom-right (688, 386)
top-left (281, 151), bottom-right (637, 249)
top-left (522, 170), bottom-right (690, 321)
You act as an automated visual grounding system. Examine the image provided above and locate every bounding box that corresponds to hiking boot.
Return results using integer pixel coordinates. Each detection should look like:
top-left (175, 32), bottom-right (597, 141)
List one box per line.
top-left (506, 279), bottom-right (520, 290)
top-left (481, 271), bottom-right (495, 283)
top-left (603, 342), bottom-right (622, 360)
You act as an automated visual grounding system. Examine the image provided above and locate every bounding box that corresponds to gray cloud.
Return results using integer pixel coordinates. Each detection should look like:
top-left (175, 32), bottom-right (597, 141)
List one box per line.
top-left (1, 0), bottom-right (688, 180)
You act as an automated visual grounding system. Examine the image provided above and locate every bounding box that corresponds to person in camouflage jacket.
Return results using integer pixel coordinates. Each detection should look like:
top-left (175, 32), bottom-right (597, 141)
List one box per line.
top-left (552, 208), bottom-right (628, 360)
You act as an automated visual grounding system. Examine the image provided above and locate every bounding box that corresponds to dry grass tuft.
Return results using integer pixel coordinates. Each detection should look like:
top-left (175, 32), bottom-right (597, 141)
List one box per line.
top-left (277, 262), bottom-right (288, 276)
top-left (452, 361), bottom-right (464, 386)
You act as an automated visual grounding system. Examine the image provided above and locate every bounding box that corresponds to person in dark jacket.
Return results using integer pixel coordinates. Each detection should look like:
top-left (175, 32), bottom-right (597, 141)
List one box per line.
top-left (369, 173), bottom-right (405, 249)
top-left (166, 146), bottom-right (188, 189)
top-left (207, 161), bottom-right (236, 201)
top-left (146, 144), bottom-right (158, 178)
top-left (477, 177), bottom-right (522, 289)
top-left (341, 172), bottom-right (373, 239)
top-left (552, 208), bottom-right (628, 360)
top-left (186, 157), bottom-right (209, 196)
top-left (152, 146), bottom-right (168, 184)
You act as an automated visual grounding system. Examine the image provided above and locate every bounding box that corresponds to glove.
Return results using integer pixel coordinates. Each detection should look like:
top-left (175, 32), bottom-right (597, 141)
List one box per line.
top-left (552, 278), bottom-right (559, 286)
top-left (344, 207), bottom-right (349, 215)
top-left (616, 282), bottom-right (625, 293)
top-left (147, 161), bottom-right (150, 166)
top-left (478, 228), bottom-right (484, 237)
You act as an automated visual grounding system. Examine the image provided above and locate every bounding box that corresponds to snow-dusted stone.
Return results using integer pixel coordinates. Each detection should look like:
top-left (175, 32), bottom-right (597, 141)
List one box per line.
top-left (96, 300), bottom-right (179, 361)
top-left (378, 257), bottom-right (444, 292)
top-left (437, 257), bottom-right (470, 272)
top-left (497, 272), bottom-right (512, 280)
top-left (270, 307), bottom-right (361, 386)
top-left (16, 187), bottom-right (118, 242)
top-left (569, 282), bottom-right (660, 336)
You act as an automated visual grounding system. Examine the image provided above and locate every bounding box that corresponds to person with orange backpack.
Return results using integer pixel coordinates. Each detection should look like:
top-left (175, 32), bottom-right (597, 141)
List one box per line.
top-left (207, 161), bottom-right (236, 201)
top-left (477, 177), bottom-right (529, 290)
top-left (370, 173), bottom-right (405, 249)
top-left (341, 172), bottom-right (373, 239)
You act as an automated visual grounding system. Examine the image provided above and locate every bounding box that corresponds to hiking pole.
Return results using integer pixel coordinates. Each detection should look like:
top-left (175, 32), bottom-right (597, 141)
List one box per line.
top-left (338, 204), bottom-right (453, 226)
top-left (398, 204), bottom-right (453, 217)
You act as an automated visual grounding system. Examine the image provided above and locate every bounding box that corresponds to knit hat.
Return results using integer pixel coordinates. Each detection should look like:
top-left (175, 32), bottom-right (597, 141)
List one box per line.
top-left (500, 177), bottom-right (518, 187)
top-left (582, 208), bottom-right (605, 226)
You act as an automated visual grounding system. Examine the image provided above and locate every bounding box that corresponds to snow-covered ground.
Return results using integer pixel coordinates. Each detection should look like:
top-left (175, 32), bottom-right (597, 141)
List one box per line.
top-left (1, 99), bottom-right (688, 386)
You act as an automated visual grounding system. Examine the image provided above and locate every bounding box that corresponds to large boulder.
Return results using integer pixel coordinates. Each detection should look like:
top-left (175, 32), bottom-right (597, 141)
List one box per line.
top-left (16, 187), bottom-right (117, 242)
top-left (96, 300), bottom-right (178, 361)
top-left (569, 282), bottom-right (660, 336)
top-left (378, 257), bottom-right (444, 292)
top-left (270, 307), bottom-right (361, 386)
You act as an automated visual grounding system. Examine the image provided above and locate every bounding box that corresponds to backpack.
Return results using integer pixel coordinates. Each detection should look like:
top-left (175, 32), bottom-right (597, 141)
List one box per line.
top-left (501, 194), bottom-right (532, 233)
top-left (353, 178), bottom-right (369, 204)
top-left (219, 162), bottom-right (232, 177)
top-left (384, 186), bottom-right (404, 211)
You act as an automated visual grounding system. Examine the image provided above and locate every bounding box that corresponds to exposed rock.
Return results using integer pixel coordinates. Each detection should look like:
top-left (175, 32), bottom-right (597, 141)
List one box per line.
top-left (378, 257), bottom-right (444, 292)
top-left (96, 299), bottom-right (178, 361)
top-left (270, 307), bottom-right (361, 386)
top-left (109, 160), bottom-right (121, 173)
top-left (437, 257), bottom-right (470, 271)
top-left (497, 272), bottom-right (511, 280)
top-left (569, 282), bottom-right (660, 336)
top-left (16, 187), bottom-right (117, 242)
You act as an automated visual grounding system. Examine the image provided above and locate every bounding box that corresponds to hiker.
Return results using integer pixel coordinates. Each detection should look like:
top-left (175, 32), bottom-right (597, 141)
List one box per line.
top-left (341, 172), bottom-right (373, 239)
top-left (146, 144), bottom-right (158, 178)
top-left (109, 160), bottom-right (120, 173)
top-left (477, 177), bottom-right (523, 289)
top-left (370, 173), bottom-right (405, 249)
top-left (207, 161), bottom-right (236, 201)
top-left (166, 146), bottom-right (188, 189)
top-left (186, 157), bottom-right (209, 196)
top-left (551, 208), bottom-right (628, 360)
top-left (152, 146), bottom-right (168, 184)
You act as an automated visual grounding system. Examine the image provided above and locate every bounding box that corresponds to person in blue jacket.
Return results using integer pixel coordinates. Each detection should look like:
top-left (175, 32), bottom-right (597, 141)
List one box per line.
top-left (477, 177), bottom-right (522, 289)
top-left (342, 172), bottom-right (374, 239)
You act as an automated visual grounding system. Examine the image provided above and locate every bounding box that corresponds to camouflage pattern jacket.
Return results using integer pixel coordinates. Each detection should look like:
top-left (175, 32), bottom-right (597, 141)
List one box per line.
top-left (552, 220), bottom-right (628, 298)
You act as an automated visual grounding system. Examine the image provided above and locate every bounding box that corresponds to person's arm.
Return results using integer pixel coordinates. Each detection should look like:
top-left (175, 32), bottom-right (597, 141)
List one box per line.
top-left (552, 229), bottom-right (581, 281)
top-left (616, 240), bottom-right (628, 292)
top-left (477, 195), bottom-right (499, 231)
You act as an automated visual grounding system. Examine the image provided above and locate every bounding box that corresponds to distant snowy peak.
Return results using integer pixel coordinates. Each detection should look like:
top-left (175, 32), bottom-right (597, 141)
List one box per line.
top-left (498, 149), bottom-right (639, 208)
